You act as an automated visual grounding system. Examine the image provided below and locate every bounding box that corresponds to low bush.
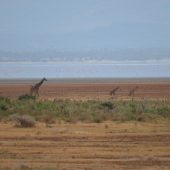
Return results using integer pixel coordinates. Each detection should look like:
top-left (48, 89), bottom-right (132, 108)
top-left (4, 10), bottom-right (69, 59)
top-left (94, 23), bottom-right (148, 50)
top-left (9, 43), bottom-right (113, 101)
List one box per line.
top-left (100, 101), bottom-right (114, 110)
top-left (10, 114), bottom-right (36, 127)
top-left (18, 94), bottom-right (36, 100)
top-left (41, 114), bottom-right (56, 124)
top-left (18, 164), bottom-right (32, 170)
top-left (156, 105), bottom-right (170, 117)
top-left (0, 103), bottom-right (8, 111)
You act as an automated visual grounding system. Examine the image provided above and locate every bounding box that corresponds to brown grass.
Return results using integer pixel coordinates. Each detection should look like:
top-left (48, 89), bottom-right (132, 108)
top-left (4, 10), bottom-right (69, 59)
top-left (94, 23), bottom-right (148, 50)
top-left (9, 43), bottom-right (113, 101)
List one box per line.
top-left (0, 121), bottom-right (169, 170)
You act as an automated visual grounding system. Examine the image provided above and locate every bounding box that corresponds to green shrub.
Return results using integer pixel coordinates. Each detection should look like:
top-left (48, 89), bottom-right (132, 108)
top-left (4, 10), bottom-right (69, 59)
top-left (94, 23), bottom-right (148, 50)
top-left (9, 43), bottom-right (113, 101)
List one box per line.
top-left (0, 103), bottom-right (8, 111)
top-left (18, 94), bottom-right (36, 100)
top-left (100, 101), bottom-right (114, 110)
top-left (156, 105), bottom-right (170, 117)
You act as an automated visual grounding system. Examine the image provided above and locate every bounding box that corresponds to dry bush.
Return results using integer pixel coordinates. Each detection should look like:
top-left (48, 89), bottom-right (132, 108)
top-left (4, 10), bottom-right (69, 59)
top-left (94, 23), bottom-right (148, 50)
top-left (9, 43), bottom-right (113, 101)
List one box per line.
top-left (41, 114), bottom-right (56, 124)
top-left (10, 114), bottom-right (36, 128)
top-left (18, 164), bottom-right (32, 170)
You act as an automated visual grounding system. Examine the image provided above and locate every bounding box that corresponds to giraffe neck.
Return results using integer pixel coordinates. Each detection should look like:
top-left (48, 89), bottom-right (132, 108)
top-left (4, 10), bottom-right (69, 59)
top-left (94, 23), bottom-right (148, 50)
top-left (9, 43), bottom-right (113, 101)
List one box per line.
top-left (36, 79), bottom-right (45, 88)
top-left (134, 87), bottom-right (138, 91)
top-left (132, 87), bottom-right (138, 93)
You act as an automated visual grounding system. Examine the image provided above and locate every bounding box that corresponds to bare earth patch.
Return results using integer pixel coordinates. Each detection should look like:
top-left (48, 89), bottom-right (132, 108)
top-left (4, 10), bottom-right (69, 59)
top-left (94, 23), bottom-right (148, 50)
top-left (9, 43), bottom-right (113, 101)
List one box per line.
top-left (0, 79), bottom-right (170, 100)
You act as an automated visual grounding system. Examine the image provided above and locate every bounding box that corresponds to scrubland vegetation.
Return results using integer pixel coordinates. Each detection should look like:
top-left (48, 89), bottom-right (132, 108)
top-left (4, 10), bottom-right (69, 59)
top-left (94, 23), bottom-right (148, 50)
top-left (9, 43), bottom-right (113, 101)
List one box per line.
top-left (0, 95), bottom-right (170, 170)
top-left (0, 95), bottom-right (169, 126)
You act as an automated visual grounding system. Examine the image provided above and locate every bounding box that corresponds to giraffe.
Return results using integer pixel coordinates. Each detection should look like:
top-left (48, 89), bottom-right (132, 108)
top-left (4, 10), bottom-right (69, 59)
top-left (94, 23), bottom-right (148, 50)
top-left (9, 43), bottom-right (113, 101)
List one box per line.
top-left (30, 78), bottom-right (47, 96)
top-left (128, 86), bottom-right (139, 99)
top-left (110, 86), bottom-right (120, 97)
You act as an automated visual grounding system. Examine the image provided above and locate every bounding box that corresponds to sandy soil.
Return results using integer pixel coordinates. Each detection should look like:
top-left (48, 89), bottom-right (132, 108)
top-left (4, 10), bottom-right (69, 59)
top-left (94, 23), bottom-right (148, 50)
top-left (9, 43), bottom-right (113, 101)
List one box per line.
top-left (0, 122), bottom-right (169, 170)
top-left (0, 79), bottom-right (170, 100)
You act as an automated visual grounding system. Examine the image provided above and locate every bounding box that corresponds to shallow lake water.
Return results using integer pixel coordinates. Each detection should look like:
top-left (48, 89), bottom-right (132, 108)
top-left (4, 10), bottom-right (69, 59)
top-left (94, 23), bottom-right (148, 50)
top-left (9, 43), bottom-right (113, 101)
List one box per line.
top-left (0, 62), bottom-right (169, 79)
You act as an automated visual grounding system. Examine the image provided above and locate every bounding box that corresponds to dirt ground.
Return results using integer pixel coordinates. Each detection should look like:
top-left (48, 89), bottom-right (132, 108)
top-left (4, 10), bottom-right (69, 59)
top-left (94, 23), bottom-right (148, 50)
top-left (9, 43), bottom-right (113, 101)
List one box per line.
top-left (0, 79), bottom-right (170, 100)
top-left (0, 122), bottom-right (169, 170)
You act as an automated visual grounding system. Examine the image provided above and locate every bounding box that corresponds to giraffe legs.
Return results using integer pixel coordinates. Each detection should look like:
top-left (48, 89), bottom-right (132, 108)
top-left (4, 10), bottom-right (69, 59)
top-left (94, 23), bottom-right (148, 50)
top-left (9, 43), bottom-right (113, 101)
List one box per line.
top-left (30, 86), bottom-right (34, 96)
top-left (35, 89), bottom-right (39, 97)
top-left (29, 86), bottom-right (39, 97)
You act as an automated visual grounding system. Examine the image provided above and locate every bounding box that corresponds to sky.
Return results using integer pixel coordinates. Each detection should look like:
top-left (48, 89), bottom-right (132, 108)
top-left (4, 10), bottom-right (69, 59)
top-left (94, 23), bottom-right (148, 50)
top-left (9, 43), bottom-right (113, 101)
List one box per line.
top-left (0, 0), bottom-right (170, 51)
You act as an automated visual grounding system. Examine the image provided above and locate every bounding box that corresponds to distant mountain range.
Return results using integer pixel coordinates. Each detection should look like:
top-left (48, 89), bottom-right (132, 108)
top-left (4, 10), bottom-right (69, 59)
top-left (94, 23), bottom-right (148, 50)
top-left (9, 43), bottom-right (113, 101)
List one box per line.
top-left (0, 48), bottom-right (170, 63)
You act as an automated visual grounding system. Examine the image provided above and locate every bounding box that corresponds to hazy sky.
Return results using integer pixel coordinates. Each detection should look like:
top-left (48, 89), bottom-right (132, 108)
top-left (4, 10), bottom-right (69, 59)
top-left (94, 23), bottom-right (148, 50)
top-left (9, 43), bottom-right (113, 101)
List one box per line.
top-left (0, 0), bottom-right (170, 51)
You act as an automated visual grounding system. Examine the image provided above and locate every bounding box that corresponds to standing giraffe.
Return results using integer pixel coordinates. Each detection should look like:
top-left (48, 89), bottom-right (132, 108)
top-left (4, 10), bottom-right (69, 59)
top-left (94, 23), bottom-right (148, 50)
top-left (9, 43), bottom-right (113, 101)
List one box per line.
top-left (30, 78), bottom-right (47, 96)
top-left (128, 86), bottom-right (139, 99)
top-left (110, 86), bottom-right (120, 97)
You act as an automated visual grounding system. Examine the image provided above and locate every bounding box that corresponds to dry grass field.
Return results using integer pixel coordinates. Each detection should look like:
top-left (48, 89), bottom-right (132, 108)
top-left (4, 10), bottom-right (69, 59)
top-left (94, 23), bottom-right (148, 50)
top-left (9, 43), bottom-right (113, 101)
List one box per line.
top-left (0, 79), bottom-right (170, 170)
top-left (0, 121), bottom-right (170, 170)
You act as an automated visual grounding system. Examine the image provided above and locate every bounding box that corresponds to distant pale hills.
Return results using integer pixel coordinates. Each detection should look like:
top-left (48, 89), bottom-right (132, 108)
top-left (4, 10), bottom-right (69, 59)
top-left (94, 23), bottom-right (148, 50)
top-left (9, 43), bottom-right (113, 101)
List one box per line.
top-left (0, 48), bottom-right (170, 63)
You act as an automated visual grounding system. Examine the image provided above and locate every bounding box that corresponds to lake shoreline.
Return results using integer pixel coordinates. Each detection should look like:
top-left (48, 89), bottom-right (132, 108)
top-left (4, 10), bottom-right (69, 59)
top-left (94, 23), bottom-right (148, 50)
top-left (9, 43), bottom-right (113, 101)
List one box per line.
top-left (0, 77), bottom-right (170, 85)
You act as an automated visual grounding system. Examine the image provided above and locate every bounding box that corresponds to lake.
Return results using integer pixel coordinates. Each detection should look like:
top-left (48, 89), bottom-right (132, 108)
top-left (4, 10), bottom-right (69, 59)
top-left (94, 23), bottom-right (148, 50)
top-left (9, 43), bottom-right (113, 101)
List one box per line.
top-left (0, 61), bottom-right (170, 79)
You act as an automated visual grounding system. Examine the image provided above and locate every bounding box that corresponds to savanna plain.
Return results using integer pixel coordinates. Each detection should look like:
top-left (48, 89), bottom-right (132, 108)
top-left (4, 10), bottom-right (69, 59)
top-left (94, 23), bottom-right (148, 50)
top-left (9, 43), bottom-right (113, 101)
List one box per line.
top-left (0, 79), bottom-right (170, 170)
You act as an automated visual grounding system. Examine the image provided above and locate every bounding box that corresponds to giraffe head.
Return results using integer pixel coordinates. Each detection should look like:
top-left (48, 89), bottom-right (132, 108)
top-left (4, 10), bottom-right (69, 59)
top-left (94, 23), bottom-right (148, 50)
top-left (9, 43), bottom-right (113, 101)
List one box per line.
top-left (43, 77), bottom-right (47, 81)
